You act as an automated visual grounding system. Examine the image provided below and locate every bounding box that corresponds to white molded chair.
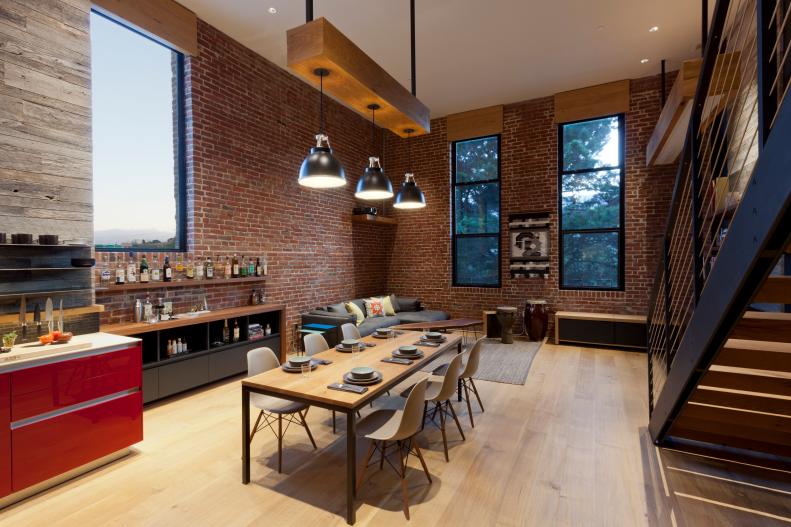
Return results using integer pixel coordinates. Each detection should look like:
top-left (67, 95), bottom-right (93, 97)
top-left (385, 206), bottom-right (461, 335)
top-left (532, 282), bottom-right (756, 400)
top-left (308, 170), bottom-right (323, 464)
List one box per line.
top-left (341, 323), bottom-right (361, 340)
top-left (247, 347), bottom-right (316, 473)
top-left (434, 337), bottom-right (485, 427)
top-left (356, 375), bottom-right (431, 520)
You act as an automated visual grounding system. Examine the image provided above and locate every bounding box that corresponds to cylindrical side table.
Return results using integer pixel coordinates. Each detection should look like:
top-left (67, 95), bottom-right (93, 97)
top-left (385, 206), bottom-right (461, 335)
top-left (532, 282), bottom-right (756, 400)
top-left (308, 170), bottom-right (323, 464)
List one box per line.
top-left (524, 299), bottom-right (549, 341)
top-left (496, 306), bottom-right (518, 344)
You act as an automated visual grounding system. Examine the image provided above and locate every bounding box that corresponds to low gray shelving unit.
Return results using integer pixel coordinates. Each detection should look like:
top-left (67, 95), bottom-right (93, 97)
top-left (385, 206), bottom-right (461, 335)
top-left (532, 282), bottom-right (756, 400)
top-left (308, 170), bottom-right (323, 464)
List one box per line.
top-left (103, 304), bottom-right (285, 403)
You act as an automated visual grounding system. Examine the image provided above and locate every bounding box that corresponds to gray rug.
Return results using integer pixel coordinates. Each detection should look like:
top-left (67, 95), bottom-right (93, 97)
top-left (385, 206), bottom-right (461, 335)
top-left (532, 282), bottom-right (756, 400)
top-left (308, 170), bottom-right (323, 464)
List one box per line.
top-left (423, 338), bottom-right (541, 385)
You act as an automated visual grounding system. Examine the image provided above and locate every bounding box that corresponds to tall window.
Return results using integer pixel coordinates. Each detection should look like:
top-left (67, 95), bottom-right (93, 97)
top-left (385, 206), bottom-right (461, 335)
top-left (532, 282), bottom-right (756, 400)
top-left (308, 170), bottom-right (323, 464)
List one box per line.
top-left (452, 135), bottom-right (500, 287)
top-left (559, 115), bottom-right (624, 290)
top-left (91, 11), bottom-right (186, 251)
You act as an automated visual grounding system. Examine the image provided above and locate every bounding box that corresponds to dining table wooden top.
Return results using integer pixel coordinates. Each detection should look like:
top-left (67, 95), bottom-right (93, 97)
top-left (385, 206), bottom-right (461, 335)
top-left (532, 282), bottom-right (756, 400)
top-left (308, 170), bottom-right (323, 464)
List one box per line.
top-left (242, 330), bottom-right (462, 411)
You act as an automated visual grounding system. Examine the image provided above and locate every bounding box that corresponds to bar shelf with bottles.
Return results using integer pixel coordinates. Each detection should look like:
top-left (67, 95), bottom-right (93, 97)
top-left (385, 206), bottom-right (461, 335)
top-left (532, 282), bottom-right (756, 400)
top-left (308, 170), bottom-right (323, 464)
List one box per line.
top-left (102, 304), bottom-right (285, 403)
top-left (94, 252), bottom-right (268, 293)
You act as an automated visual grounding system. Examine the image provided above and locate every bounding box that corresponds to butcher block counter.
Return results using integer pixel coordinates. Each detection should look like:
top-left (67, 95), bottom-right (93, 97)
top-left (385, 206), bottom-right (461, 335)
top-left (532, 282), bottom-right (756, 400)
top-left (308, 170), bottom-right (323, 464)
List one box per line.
top-left (0, 332), bottom-right (142, 506)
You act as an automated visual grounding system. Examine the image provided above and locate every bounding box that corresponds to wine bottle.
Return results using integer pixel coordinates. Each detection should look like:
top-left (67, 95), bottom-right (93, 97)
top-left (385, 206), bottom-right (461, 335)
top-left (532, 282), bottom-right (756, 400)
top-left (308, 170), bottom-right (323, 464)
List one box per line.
top-left (140, 254), bottom-right (150, 283)
top-left (224, 256), bottom-right (232, 279)
top-left (255, 257), bottom-right (262, 277)
top-left (233, 320), bottom-right (240, 343)
top-left (126, 252), bottom-right (137, 283)
top-left (239, 254), bottom-right (247, 277)
top-left (223, 319), bottom-right (230, 344)
top-left (186, 256), bottom-right (194, 279)
top-left (206, 257), bottom-right (214, 279)
top-left (115, 257), bottom-right (125, 285)
top-left (151, 255), bottom-right (161, 282)
top-left (176, 254), bottom-right (184, 273)
top-left (163, 256), bottom-right (172, 282)
top-left (232, 254), bottom-right (240, 278)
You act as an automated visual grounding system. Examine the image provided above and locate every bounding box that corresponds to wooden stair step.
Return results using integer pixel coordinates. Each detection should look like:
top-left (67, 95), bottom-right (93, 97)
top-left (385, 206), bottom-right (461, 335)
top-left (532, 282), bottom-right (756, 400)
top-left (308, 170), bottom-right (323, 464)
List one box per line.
top-left (715, 339), bottom-right (791, 373)
top-left (754, 276), bottom-right (791, 304)
top-left (690, 387), bottom-right (791, 417)
top-left (731, 312), bottom-right (791, 343)
top-left (699, 370), bottom-right (791, 397)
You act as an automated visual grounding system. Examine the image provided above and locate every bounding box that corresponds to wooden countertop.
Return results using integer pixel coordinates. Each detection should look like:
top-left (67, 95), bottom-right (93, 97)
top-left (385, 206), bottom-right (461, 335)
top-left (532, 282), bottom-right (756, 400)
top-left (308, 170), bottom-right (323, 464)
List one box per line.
top-left (102, 304), bottom-right (285, 336)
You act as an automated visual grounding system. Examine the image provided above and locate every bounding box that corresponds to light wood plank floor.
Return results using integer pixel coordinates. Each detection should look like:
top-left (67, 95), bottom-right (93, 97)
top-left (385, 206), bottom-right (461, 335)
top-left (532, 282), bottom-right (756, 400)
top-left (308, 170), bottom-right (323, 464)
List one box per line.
top-left (1, 342), bottom-right (789, 526)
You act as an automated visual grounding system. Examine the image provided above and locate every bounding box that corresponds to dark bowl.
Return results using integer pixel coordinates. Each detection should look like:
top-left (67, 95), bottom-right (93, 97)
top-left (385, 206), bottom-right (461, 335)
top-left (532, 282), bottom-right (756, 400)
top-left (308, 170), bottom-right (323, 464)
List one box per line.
top-left (38, 234), bottom-right (58, 245)
top-left (11, 233), bottom-right (33, 244)
top-left (71, 258), bottom-right (96, 268)
top-left (0, 233), bottom-right (6, 244)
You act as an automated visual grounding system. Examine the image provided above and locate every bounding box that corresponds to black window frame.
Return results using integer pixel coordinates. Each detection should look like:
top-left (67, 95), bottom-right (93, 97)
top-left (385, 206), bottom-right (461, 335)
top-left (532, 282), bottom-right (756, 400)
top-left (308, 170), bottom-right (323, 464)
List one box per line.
top-left (558, 114), bottom-right (625, 291)
top-left (92, 9), bottom-right (188, 253)
top-left (451, 134), bottom-right (502, 288)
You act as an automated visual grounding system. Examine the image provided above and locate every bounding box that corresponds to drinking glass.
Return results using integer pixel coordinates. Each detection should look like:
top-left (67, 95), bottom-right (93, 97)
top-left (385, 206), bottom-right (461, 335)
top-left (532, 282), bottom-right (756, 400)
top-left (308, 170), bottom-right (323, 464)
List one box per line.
top-left (301, 362), bottom-right (311, 378)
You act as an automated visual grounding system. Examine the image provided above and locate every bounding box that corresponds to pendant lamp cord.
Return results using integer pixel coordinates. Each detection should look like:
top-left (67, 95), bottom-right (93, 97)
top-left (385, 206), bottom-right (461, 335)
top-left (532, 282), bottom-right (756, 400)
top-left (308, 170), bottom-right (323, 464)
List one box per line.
top-left (371, 106), bottom-right (376, 149)
top-left (407, 130), bottom-right (412, 169)
top-left (319, 74), bottom-right (325, 135)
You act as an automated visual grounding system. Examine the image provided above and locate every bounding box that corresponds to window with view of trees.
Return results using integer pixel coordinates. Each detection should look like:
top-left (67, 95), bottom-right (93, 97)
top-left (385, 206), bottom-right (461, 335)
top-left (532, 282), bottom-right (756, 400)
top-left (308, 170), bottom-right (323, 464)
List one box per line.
top-left (452, 136), bottom-right (500, 287)
top-left (559, 115), bottom-right (624, 290)
top-left (91, 11), bottom-right (186, 251)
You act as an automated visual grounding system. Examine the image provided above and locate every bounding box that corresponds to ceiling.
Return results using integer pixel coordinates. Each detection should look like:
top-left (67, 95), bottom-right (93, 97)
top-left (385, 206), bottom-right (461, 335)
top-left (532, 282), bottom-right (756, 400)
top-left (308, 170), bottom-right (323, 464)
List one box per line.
top-left (177, 0), bottom-right (705, 118)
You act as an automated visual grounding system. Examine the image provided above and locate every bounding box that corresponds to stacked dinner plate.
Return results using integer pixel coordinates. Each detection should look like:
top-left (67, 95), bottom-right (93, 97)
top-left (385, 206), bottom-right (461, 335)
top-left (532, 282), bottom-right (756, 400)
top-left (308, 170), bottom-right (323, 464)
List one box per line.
top-left (392, 345), bottom-right (423, 360)
top-left (336, 339), bottom-right (363, 352)
top-left (420, 331), bottom-right (445, 343)
top-left (282, 355), bottom-right (317, 373)
top-left (372, 327), bottom-right (395, 339)
top-left (343, 366), bottom-right (382, 385)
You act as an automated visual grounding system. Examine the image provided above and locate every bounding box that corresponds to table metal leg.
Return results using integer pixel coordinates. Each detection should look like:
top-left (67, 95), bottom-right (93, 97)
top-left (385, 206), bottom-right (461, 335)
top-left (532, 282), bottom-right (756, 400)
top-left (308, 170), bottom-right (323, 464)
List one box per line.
top-left (346, 410), bottom-right (357, 524)
top-left (242, 386), bottom-right (251, 484)
top-left (457, 341), bottom-right (463, 402)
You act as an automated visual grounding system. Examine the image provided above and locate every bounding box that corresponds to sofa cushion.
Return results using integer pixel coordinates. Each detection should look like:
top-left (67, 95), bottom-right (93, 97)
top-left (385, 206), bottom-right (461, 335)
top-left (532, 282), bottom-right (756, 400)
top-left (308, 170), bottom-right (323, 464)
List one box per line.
top-left (396, 310), bottom-right (450, 323)
top-left (364, 297), bottom-right (386, 318)
top-left (327, 302), bottom-right (347, 314)
top-left (394, 296), bottom-right (421, 312)
top-left (358, 316), bottom-right (402, 336)
top-left (382, 295), bottom-right (397, 316)
top-left (345, 302), bottom-right (365, 325)
top-left (350, 298), bottom-right (368, 316)
top-left (388, 294), bottom-right (400, 312)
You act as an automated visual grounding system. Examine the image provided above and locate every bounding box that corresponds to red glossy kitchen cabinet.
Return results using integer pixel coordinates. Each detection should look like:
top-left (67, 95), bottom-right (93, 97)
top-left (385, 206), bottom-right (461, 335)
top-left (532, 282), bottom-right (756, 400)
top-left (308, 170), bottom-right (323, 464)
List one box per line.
top-left (0, 374), bottom-right (10, 497)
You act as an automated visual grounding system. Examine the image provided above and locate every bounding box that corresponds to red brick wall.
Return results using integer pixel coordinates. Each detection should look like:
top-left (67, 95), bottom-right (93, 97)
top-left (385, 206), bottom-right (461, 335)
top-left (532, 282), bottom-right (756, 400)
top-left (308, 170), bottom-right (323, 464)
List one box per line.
top-left (384, 74), bottom-right (677, 335)
top-left (98, 20), bottom-right (394, 350)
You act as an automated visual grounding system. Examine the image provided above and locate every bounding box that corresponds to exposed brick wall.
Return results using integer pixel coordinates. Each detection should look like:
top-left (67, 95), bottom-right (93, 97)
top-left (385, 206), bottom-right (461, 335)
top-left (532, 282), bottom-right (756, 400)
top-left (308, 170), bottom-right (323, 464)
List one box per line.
top-left (98, 20), bottom-right (394, 350)
top-left (384, 74), bottom-right (677, 335)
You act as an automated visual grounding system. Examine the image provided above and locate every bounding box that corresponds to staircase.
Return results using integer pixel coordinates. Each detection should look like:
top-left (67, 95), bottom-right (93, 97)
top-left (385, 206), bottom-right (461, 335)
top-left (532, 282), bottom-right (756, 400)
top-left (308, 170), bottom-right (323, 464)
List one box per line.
top-left (647, 0), bottom-right (791, 466)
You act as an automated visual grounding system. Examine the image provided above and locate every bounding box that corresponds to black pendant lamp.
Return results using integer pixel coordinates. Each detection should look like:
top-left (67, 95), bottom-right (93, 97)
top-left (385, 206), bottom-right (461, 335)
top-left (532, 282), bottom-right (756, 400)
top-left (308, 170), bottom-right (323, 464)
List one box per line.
top-left (394, 129), bottom-right (426, 209)
top-left (298, 68), bottom-right (347, 189)
top-left (355, 104), bottom-right (394, 200)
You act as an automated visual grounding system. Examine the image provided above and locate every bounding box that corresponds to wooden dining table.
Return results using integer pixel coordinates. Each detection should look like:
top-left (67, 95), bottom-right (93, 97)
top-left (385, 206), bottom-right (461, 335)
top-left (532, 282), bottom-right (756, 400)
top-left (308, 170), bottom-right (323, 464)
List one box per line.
top-left (241, 330), bottom-right (463, 525)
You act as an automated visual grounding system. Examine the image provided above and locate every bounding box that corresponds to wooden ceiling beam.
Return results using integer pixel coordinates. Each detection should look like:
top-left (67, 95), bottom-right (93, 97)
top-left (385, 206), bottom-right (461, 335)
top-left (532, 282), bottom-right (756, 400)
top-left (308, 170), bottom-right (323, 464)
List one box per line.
top-left (287, 18), bottom-right (430, 138)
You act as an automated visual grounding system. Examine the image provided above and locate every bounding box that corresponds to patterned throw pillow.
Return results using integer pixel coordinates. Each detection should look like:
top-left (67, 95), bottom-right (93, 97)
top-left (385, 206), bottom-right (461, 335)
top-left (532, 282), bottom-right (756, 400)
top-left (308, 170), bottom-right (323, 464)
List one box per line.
top-left (364, 297), bottom-right (385, 318)
top-left (345, 302), bottom-right (365, 325)
top-left (382, 295), bottom-right (396, 316)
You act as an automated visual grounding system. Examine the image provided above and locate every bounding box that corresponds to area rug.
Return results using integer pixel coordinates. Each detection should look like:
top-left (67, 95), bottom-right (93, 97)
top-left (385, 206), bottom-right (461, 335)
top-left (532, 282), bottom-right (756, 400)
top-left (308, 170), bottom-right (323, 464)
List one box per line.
top-left (423, 338), bottom-right (541, 385)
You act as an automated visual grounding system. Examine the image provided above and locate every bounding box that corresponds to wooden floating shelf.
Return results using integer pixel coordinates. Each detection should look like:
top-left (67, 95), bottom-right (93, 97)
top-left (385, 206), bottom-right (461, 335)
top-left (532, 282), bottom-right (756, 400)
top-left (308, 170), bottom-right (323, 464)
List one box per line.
top-left (0, 244), bottom-right (91, 249)
top-left (351, 214), bottom-right (398, 226)
top-left (102, 304), bottom-right (285, 336)
top-left (96, 276), bottom-right (267, 293)
top-left (0, 288), bottom-right (92, 299)
top-left (287, 17), bottom-right (430, 138)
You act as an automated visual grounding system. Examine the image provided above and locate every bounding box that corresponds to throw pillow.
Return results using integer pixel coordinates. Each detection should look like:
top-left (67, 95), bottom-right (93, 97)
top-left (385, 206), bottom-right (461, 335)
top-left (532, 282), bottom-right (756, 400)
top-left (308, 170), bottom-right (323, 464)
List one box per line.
top-left (382, 295), bottom-right (396, 316)
top-left (364, 297), bottom-right (385, 318)
top-left (395, 296), bottom-right (421, 312)
top-left (345, 302), bottom-right (365, 325)
top-left (388, 294), bottom-right (400, 312)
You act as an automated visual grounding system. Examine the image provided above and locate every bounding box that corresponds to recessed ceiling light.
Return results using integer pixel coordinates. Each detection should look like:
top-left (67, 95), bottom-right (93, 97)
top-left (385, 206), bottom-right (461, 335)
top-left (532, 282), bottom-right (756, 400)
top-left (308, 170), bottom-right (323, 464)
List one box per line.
top-left (640, 58), bottom-right (649, 64)
top-left (268, 7), bottom-right (277, 14)
top-left (649, 26), bottom-right (659, 32)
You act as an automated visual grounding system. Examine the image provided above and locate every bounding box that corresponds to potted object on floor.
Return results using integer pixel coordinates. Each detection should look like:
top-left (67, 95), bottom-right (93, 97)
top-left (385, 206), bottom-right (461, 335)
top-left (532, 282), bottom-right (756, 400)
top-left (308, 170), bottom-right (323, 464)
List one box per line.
top-left (524, 299), bottom-right (548, 341)
top-left (496, 306), bottom-right (517, 344)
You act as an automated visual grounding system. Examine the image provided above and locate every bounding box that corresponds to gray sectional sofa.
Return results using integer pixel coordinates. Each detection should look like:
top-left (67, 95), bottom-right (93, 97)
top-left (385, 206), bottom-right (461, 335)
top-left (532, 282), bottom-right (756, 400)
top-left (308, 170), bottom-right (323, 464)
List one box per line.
top-left (301, 296), bottom-right (449, 347)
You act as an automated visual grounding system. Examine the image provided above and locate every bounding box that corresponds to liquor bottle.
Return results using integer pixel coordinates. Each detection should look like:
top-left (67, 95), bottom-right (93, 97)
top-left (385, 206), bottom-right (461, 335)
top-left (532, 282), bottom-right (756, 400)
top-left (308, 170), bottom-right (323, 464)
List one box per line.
top-left (247, 257), bottom-right (255, 277)
top-left (163, 256), bottom-right (172, 282)
top-left (140, 254), bottom-right (150, 283)
top-left (206, 257), bottom-right (214, 279)
top-left (224, 256), bottom-right (232, 279)
top-left (166, 339), bottom-right (173, 357)
top-left (100, 253), bottom-right (111, 287)
top-left (232, 254), bottom-right (240, 278)
top-left (115, 257), bottom-right (125, 285)
top-left (195, 257), bottom-right (204, 279)
top-left (262, 255), bottom-right (268, 276)
top-left (222, 319), bottom-right (230, 344)
top-left (126, 252), bottom-right (137, 283)
top-left (186, 256), bottom-right (194, 279)
top-left (255, 257), bottom-right (262, 277)
top-left (233, 320), bottom-right (240, 343)
top-left (240, 255), bottom-right (248, 277)
top-left (176, 253), bottom-right (184, 273)
top-left (143, 295), bottom-right (153, 322)
top-left (151, 255), bottom-right (161, 282)
top-left (250, 289), bottom-right (259, 305)
top-left (265, 323), bottom-right (272, 336)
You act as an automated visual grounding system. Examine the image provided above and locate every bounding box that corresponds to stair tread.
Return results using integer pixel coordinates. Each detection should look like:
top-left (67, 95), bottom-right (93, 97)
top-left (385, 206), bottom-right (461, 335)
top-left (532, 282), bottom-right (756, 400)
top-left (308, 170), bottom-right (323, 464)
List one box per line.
top-left (725, 339), bottom-right (791, 353)
top-left (709, 365), bottom-right (791, 380)
top-left (754, 276), bottom-right (791, 304)
top-left (742, 311), bottom-right (791, 321)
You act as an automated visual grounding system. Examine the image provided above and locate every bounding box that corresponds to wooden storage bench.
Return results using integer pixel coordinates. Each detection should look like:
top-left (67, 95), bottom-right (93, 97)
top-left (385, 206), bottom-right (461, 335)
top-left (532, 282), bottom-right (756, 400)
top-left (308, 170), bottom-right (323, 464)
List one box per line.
top-left (554, 311), bottom-right (647, 350)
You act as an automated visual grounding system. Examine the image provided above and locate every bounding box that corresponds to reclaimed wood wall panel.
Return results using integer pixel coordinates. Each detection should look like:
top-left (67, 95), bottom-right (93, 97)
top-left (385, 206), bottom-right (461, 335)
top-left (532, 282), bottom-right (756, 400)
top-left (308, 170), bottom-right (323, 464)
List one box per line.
top-left (0, 0), bottom-right (92, 243)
